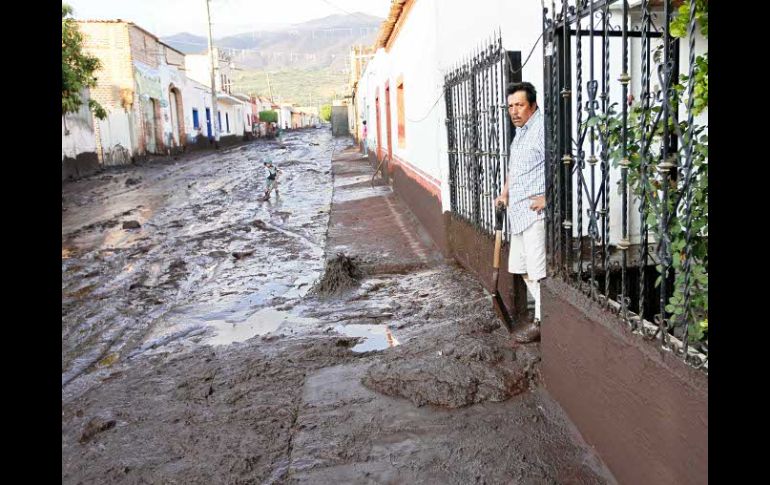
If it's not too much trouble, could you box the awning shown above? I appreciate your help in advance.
[216,93,244,105]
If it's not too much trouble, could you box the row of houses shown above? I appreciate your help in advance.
[62,19,320,180]
[350,1,707,484]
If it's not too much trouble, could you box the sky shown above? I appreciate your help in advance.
[66,0,392,38]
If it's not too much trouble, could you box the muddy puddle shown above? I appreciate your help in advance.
[61,129,339,397]
[204,307,320,346]
[333,323,400,352]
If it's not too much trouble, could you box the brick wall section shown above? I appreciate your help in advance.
[77,22,137,158]
[165,47,186,70]
[128,25,159,68]
[77,22,134,110]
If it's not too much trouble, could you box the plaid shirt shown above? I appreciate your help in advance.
[507,108,545,235]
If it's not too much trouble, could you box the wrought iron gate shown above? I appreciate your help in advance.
[445,35,521,237]
[543,0,707,367]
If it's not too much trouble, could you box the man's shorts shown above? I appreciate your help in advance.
[266,178,276,190]
[508,219,546,281]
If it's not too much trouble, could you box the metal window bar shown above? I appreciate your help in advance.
[445,34,522,239]
[542,0,707,369]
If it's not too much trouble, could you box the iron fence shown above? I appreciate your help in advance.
[543,0,708,368]
[445,35,522,238]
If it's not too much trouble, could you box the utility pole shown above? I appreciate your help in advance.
[205,0,220,148]
[266,72,274,103]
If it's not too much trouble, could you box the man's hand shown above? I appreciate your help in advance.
[529,195,545,214]
[494,193,508,208]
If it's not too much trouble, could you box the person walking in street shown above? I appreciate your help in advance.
[494,82,546,344]
[262,160,282,201]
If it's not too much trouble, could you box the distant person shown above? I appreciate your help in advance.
[361,120,368,156]
[262,160,282,201]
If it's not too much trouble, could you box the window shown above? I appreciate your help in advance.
[397,78,405,148]
[192,108,200,129]
[218,111,222,131]
[225,113,230,133]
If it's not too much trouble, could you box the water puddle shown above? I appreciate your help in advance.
[334,324,400,353]
[282,271,321,299]
[203,307,318,346]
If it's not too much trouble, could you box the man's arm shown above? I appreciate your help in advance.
[529,194,545,213]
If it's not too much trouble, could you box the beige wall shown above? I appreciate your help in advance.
[77,22,134,110]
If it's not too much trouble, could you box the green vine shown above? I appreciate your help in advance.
[62,4,107,120]
[583,1,708,345]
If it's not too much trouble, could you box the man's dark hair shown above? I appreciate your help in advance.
[506,82,537,106]
[362,120,367,125]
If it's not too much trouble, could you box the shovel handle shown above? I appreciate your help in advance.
[493,204,505,269]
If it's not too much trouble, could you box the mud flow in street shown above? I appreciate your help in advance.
[62,129,615,484]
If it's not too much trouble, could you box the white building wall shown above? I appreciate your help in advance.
[217,103,238,136]
[280,107,292,129]
[181,78,212,142]
[383,0,442,193]
[97,111,135,165]
[157,60,186,149]
[357,0,706,245]
[359,0,544,211]
[62,91,97,161]
[184,49,232,92]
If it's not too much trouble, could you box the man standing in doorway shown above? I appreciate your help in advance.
[495,82,546,344]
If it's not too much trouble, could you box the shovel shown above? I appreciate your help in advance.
[492,203,514,332]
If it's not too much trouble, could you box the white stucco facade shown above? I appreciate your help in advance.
[356,0,707,246]
[357,0,545,208]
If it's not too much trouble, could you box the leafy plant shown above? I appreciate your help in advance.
[320,104,332,122]
[62,4,106,119]
[258,110,278,123]
[582,1,708,345]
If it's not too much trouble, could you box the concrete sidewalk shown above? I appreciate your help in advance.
[326,145,444,272]
[284,141,617,484]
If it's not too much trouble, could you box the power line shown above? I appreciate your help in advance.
[510,31,544,75]
[405,33,544,123]
[406,89,444,123]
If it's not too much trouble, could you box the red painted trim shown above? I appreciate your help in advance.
[391,153,441,200]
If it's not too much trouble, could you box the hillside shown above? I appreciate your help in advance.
[162,13,380,70]
[162,13,380,105]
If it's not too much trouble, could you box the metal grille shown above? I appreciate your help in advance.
[445,35,521,237]
[543,0,707,368]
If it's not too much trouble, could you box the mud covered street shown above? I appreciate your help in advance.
[62,130,615,484]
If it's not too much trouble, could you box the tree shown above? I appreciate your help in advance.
[259,110,277,123]
[320,105,332,122]
[62,3,106,119]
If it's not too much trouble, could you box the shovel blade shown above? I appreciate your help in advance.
[492,292,514,332]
